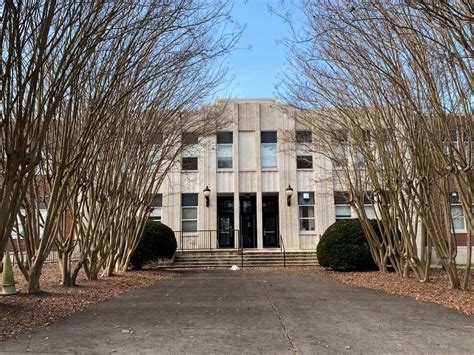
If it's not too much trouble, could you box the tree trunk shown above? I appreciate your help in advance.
[27,266,42,294]
[58,253,72,286]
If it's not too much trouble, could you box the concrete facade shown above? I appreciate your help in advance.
[155,98,472,258]
[157,99,349,250]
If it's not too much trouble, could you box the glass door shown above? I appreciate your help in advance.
[217,196,234,248]
[263,195,279,247]
[240,196,257,248]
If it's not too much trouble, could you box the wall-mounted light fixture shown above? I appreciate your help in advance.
[203,186,211,207]
[285,185,294,206]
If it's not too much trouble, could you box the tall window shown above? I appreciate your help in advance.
[298,192,315,232]
[296,130,313,169]
[451,204,465,231]
[182,133,198,170]
[334,191,351,220]
[363,192,376,219]
[364,205,376,219]
[149,194,162,222]
[261,131,277,169]
[181,193,198,232]
[217,132,233,169]
[354,130,369,169]
[332,130,348,169]
[450,192,473,231]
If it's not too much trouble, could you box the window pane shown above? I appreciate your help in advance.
[355,151,365,167]
[297,156,313,169]
[299,206,315,218]
[182,144,198,157]
[182,193,198,206]
[261,143,277,168]
[334,191,350,204]
[217,144,232,169]
[218,158,232,169]
[261,131,277,143]
[296,130,312,143]
[299,219,315,231]
[296,143,310,155]
[451,205,465,230]
[182,220,197,232]
[364,205,376,219]
[217,144,232,158]
[182,133,198,145]
[151,194,162,207]
[217,132,233,144]
[335,205,351,219]
[182,207,197,220]
[182,157,198,170]
[297,192,315,206]
[150,207,162,218]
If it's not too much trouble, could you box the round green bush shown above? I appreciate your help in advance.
[130,221,177,270]
[317,218,377,271]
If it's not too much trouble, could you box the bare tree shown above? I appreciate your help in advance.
[7,0,240,292]
[280,1,472,288]
[0,0,134,262]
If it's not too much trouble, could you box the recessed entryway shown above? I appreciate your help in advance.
[240,194,257,248]
[217,196,234,248]
[262,194,279,248]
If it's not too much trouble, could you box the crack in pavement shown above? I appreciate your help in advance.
[256,277,298,354]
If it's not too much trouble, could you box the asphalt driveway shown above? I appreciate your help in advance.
[1,269,473,354]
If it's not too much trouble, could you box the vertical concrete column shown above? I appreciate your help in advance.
[256,103,263,249]
[202,134,218,248]
[278,108,299,250]
[233,103,240,249]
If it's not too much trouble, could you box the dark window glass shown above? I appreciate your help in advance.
[151,194,162,207]
[296,155,313,169]
[218,157,232,169]
[363,130,371,142]
[182,193,198,206]
[296,131,312,143]
[217,132,233,144]
[261,131,277,143]
[363,192,374,204]
[334,191,350,204]
[218,198,234,214]
[182,133,199,145]
[182,157,198,170]
[297,192,315,206]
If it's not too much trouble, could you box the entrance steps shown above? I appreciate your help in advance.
[168,250,318,269]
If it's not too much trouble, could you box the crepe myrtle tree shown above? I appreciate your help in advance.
[7,0,240,292]
[0,0,134,265]
[280,1,472,288]
[50,1,238,286]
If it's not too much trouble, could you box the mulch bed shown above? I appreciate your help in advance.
[319,267,474,316]
[246,266,474,316]
[0,263,173,341]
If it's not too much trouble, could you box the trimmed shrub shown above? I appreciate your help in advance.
[317,218,377,271]
[130,221,177,270]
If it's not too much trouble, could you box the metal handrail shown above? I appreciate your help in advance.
[175,229,239,252]
[279,234,286,267]
[239,229,244,268]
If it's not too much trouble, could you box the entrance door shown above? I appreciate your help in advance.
[263,195,279,248]
[217,197,234,248]
[240,195,256,248]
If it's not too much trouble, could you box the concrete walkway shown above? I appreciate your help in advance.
[1,269,473,354]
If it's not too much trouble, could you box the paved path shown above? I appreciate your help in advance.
[1,269,473,354]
